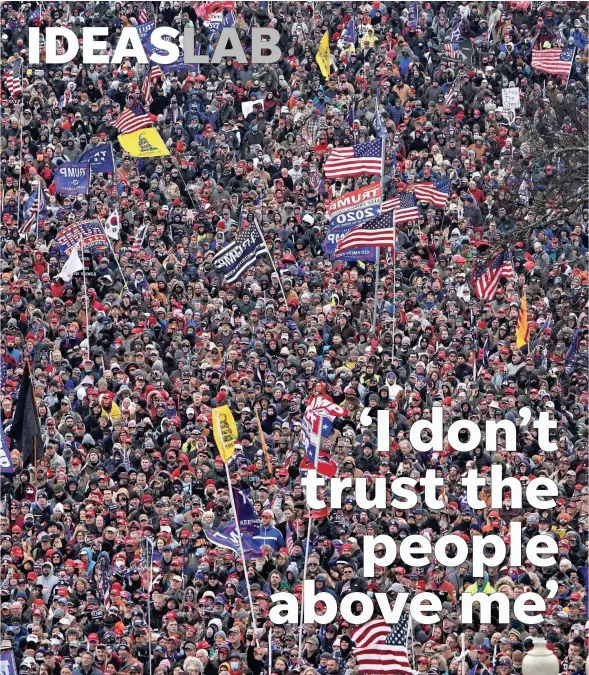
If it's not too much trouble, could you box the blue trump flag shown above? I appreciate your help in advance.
[232,487,261,536]
[407,2,418,28]
[54,162,90,196]
[0,426,14,474]
[223,11,235,28]
[78,143,114,174]
[137,18,156,42]
[343,18,355,43]
[204,522,264,559]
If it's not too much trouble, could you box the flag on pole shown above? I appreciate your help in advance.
[112,108,153,135]
[141,65,164,105]
[324,139,384,178]
[334,211,396,255]
[410,180,451,208]
[78,143,115,174]
[104,209,121,240]
[531,46,575,75]
[57,244,84,282]
[212,220,267,283]
[407,2,418,28]
[516,294,529,348]
[130,223,147,254]
[285,521,295,555]
[3,59,23,97]
[138,6,149,23]
[316,31,331,79]
[7,361,43,466]
[20,183,47,238]
[211,406,238,463]
[56,220,109,256]
[352,614,411,675]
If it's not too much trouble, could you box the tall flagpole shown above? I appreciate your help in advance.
[35,182,41,237]
[223,463,259,646]
[391,210,396,359]
[80,236,91,349]
[253,217,290,310]
[16,63,25,229]
[372,133,386,334]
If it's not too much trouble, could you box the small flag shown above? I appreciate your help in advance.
[211,406,238,463]
[324,139,383,178]
[343,18,355,43]
[130,223,147,254]
[411,180,451,208]
[473,250,513,301]
[57,244,84,282]
[316,31,331,79]
[141,65,163,105]
[3,60,23,97]
[112,108,152,135]
[286,521,295,555]
[104,209,121,240]
[516,294,529,348]
[335,211,396,255]
[407,2,418,28]
[138,7,149,23]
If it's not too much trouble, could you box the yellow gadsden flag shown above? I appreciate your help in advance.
[516,294,529,348]
[212,405,238,463]
[316,31,331,79]
[118,128,170,158]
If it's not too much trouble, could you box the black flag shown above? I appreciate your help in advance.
[9,361,43,465]
[212,221,267,283]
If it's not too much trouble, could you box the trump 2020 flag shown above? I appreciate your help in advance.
[204,522,264,559]
[212,220,267,283]
[78,143,115,174]
[232,487,261,536]
[54,162,91,196]
[56,220,109,256]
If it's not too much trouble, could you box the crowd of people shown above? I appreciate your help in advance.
[0,3,588,675]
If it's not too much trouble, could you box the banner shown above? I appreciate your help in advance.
[56,220,109,256]
[78,143,115,174]
[118,129,170,157]
[232,487,261,535]
[212,405,238,463]
[54,162,91,196]
[328,182,382,228]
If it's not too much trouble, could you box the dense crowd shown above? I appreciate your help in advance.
[0,3,588,675]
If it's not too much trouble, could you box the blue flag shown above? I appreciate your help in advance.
[24,183,47,221]
[137,18,156,43]
[204,522,264,559]
[0,425,14,474]
[343,18,355,43]
[407,2,418,28]
[232,487,261,536]
[223,11,235,28]
[54,162,91,196]
[56,220,109,256]
[78,143,115,174]
[0,651,17,675]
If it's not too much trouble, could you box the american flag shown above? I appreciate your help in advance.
[286,521,295,555]
[138,7,149,23]
[112,108,152,135]
[410,180,451,208]
[4,60,23,97]
[473,250,515,301]
[334,211,395,255]
[141,65,163,105]
[19,183,46,238]
[353,615,411,675]
[443,41,460,59]
[531,46,575,75]
[324,139,383,178]
[130,223,148,254]
[381,193,419,222]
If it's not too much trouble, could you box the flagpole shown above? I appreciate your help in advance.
[16,70,25,230]
[372,133,386,334]
[224,462,260,646]
[391,210,396,360]
[254,410,273,475]
[101,214,129,292]
[253,218,290,311]
[298,425,322,659]
[80,236,92,349]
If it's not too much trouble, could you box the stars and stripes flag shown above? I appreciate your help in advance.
[138,7,149,23]
[353,614,411,675]
[112,108,152,135]
[19,183,47,238]
[142,65,164,105]
[130,223,148,254]
[324,139,383,178]
[212,220,267,283]
[531,46,575,75]
[382,193,419,223]
[286,521,295,555]
[444,41,460,59]
[473,250,515,301]
[335,211,396,255]
[4,59,23,97]
[410,180,451,208]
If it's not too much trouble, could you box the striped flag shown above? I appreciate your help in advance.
[443,41,460,59]
[334,211,395,255]
[4,60,23,97]
[286,521,295,555]
[531,46,575,75]
[212,220,267,284]
[473,250,512,301]
[138,7,149,23]
[130,223,148,254]
[141,65,163,105]
[19,183,46,238]
[324,139,383,178]
[112,108,152,135]
[410,180,451,208]
[353,615,411,675]
[381,193,419,222]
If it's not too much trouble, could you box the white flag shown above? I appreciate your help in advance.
[104,209,121,240]
[57,244,84,282]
